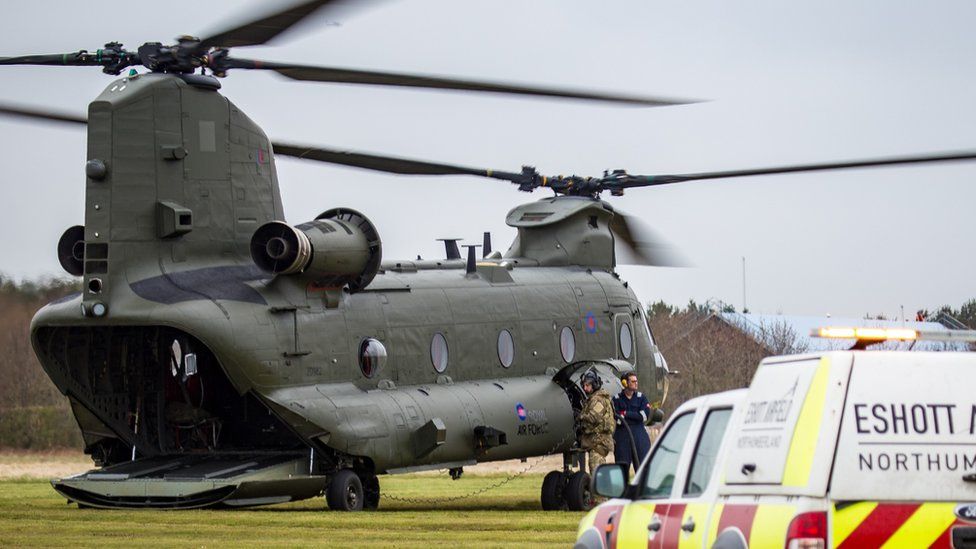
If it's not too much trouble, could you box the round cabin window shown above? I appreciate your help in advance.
[619,322,633,359]
[430,332,449,373]
[359,338,387,378]
[559,326,576,363]
[497,329,515,368]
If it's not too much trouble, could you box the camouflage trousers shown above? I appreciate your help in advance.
[586,441,613,476]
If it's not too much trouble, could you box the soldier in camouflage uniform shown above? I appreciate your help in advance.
[579,370,615,475]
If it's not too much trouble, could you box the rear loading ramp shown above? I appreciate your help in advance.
[53,453,327,509]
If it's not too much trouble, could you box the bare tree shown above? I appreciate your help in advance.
[649,306,766,417]
[0,276,81,448]
[723,315,810,356]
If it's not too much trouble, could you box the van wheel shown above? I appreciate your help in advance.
[327,469,364,511]
[540,470,568,510]
[565,471,593,511]
[712,529,748,549]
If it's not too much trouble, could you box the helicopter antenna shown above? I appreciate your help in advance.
[436,239,462,260]
[462,245,482,276]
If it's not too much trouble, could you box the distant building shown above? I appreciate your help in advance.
[648,309,970,417]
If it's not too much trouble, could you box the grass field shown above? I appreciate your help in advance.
[0,473,584,547]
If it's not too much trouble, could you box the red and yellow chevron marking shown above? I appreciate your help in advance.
[597,503,623,548]
[714,503,758,541]
[674,502,710,548]
[699,503,795,548]
[585,499,972,548]
[833,502,968,548]
[658,503,686,547]
[613,501,657,548]
[578,502,626,548]
[750,504,798,545]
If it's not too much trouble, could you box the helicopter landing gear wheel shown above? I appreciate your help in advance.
[362,474,380,510]
[565,471,594,511]
[540,470,568,511]
[327,469,364,512]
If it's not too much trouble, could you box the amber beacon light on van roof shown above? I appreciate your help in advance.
[813,326,976,344]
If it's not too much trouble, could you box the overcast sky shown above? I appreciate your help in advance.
[0,0,973,319]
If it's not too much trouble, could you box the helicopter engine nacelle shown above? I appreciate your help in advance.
[250,208,382,291]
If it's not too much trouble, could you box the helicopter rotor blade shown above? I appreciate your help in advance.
[275,140,690,267]
[271,141,529,181]
[273,142,488,176]
[0,52,102,68]
[0,108,526,185]
[0,103,88,125]
[612,150,976,189]
[0,108,529,187]
[226,58,699,106]
[4,101,972,201]
[0,0,694,106]
[197,0,347,50]
[609,211,688,267]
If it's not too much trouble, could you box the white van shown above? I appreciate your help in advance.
[577,349,976,548]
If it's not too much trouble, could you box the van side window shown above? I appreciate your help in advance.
[683,408,732,497]
[639,412,694,499]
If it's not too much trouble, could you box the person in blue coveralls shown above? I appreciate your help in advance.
[612,371,652,471]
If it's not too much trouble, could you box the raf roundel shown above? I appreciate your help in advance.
[585,311,598,334]
[515,403,527,421]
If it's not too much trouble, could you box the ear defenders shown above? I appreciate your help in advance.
[581,369,603,391]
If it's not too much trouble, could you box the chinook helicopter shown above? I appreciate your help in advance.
[3,0,976,513]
